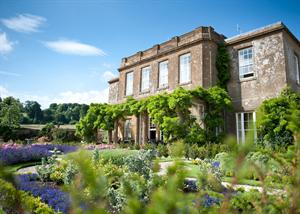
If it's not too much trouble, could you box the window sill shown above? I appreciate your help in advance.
[179,81,192,86]
[124,94,133,98]
[157,86,169,91]
[238,76,257,83]
[139,90,150,95]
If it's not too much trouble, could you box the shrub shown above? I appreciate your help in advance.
[52,128,79,142]
[168,140,185,158]
[39,123,55,139]
[156,143,169,157]
[97,149,139,166]
[124,150,154,179]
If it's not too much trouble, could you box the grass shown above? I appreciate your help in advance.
[5,161,41,173]
[155,158,285,189]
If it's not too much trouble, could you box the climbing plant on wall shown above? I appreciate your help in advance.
[76,86,232,145]
[216,43,231,90]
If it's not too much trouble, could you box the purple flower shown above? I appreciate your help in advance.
[0,143,78,165]
[212,161,220,168]
[15,173,70,213]
[203,194,221,207]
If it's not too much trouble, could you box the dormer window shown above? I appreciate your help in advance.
[238,47,254,79]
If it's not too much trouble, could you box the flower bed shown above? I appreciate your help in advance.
[0,143,78,165]
[15,173,70,213]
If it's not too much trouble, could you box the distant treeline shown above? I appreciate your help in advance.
[21,101,89,125]
[0,97,89,125]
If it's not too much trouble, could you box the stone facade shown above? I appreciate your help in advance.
[108,22,300,144]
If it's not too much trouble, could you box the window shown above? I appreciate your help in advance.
[236,112,256,144]
[141,66,150,92]
[294,53,300,84]
[159,61,168,88]
[125,72,133,96]
[179,53,191,84]
[124,119,132,140]
[238,47,254,79]
[149,118,157,142]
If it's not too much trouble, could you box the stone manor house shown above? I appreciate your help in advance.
[108,22,300,144]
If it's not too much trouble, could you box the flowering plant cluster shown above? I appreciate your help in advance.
[0,143,77,165]
[15,173,70,213]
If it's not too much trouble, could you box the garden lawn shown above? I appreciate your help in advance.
[157,159,285,189]
[5,161,41,173]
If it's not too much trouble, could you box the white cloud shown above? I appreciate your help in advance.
[1,14,46,33]
[0,32,14,55]
[55,88,109,105]
[0,70,21,77]
[0,85,9,97]
[0,85,109,109]
[43,39,105,56]
[102,71,116,81]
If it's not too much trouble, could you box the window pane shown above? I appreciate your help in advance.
[124,120,131,140]
[126,72,133,96]
[180,53,191,84]
[141,67,150,92]
[295,54,300,83]
[159,61,168,88]
[239,47,254,79]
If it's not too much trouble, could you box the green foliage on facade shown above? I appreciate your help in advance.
[216,43,231,90]
[257,88,300,147]
[76,86,232,144]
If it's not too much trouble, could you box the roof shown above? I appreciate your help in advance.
[225,21,300,46]
[108,77,119,84]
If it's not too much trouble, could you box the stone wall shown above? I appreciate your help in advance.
[227,31,287,112]
[108,79,119,104]
[283,31,300,93]
[116,27,223,103]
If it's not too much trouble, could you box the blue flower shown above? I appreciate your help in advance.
[212,161,220,168]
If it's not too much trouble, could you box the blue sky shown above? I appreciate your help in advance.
[0,0,299,108]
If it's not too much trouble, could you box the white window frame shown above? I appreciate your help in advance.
[294,53,300,84]
[236,112,256,144]
[124,119,132,140]
[141,66,150,92]
[179,53,191,84]
[238,47,254,79]
[125,71,133,96]
[158,60,168,88]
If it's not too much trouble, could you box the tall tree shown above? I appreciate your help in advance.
[0,97,22,140]
[24,101,43,123]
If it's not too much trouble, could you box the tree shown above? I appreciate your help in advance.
[0,97,22,140]
[257,88,300,147]
[24,101,43,123]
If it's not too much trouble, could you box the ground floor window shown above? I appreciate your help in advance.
[149,118,156,142]
[236,112,256,144]
[124,119,132,140]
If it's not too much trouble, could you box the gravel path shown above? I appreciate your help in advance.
[17,166,37,174]
[158,161,284,195]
